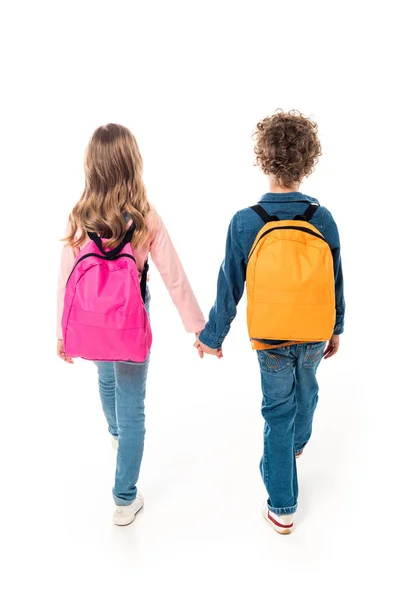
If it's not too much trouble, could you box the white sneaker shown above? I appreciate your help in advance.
[262,502,294,534]
[113,492,144,526]
[111,436,118,451]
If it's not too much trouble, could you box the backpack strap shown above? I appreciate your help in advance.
[88,225,135,258]
[250,205,279,224]
[303,203,319,221]
[88,226,148,302]
[140,261,149,303]
[294,204,319,222]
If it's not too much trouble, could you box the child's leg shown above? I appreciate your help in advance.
[257,346,298,515]
[112,357,150,506]
[294,343,326,455]
[95,361,118,439]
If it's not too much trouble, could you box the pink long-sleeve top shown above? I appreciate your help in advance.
[57,209,206,339]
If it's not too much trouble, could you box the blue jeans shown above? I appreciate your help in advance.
[94,294,150,506]
[257,342,326,515]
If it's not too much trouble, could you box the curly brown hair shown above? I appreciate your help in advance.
[253,110,322,188]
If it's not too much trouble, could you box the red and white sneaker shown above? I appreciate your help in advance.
[262,503,294,535]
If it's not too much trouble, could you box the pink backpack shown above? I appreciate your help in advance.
[62,227,152,362]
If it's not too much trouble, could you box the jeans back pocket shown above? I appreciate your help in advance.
[257,346,292,373]
[302,342,326,369]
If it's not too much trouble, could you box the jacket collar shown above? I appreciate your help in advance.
[259,192,319,205]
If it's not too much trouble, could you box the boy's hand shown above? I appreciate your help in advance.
[323,334,340,359]
[57,339,74,364]
[193,337,223,359]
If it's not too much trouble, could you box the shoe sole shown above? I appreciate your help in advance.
[262,510,293,535]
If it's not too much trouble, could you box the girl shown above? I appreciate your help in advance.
[57,124,205,526]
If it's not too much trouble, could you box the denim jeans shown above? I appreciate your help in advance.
[94,294,150,506]
[257,342,326,515]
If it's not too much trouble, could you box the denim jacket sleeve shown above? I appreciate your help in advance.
[321,209,345,335]
[199,213,246,349]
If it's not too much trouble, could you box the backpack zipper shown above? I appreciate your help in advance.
[248,225,327,260]
[67,252,136,284]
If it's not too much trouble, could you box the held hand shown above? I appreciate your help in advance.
[194,332,204,358]
[323,334,340,360]
[194,337,223,359]
[57,339,74,364]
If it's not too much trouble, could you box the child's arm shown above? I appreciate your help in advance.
[198,214,246,350]
[332,245,345,335]
[57,237,79,340]
[323,210,345,336]
[150,214,206,333]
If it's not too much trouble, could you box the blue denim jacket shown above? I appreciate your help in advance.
[199,192,345,349]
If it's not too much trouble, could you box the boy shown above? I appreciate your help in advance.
[195,110,345,534]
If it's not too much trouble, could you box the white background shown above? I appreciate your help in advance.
[1,1,399,598]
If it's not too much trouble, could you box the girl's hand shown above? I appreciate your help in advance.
[194,337,223,359]
[57,339,74,364]
[323,334,340,359]
[194,332,204,358]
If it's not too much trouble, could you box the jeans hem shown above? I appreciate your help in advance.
[113,493,137,507]
[267,501,297,515]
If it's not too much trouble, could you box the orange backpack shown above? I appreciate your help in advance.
[246,204,335,343]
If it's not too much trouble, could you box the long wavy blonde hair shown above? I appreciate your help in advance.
[65,124,151,249]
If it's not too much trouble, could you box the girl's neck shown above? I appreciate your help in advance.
[269,180,301,194]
